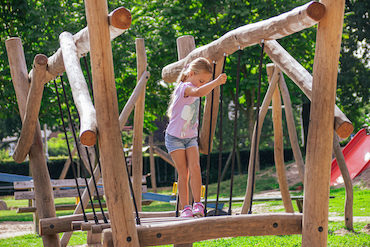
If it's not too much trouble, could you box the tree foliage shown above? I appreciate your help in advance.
[0,0,368,145]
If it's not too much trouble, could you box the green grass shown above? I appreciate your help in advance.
[0,166,369,246]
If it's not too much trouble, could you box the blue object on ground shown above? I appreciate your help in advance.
[0,172,32,183]
[142,192,176,202]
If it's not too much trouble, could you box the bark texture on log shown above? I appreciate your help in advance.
[264,40,353,139]
[132,38,148,211]
[162,1,325,83]
[270,65,294,213]
[59,31,97,146]
[278,74,305,182]
[302,0,345,246]
[12,54,47,163]
[241,66,281,214]
[6,37,60,247]
[30,7,132,84]
[84,1,138,246]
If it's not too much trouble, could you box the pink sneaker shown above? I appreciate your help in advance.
[192,202,205,217]
[180,205,193,218]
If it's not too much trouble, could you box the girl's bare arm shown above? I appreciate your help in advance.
[185,74,227,97]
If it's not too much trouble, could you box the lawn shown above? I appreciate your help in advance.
[0,168,369,246]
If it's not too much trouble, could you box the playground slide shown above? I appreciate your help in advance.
[331,128,370,186]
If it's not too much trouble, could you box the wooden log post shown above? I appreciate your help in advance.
[174,35,196,247]
[148,135,157,193]
[84,1,139,246]
[263,40,353,139]
[153,146,175,167]
[59,146,77,179]
[118,70,150,129]
[176,35,197,210]
[270,64,294,213]
[12,54,47,163]
[161,1,325,83]
[241,66,280,214]
[87,231,102,246]
[199,59,223,154]
[278,73,305,182]
[59,31,97,146]
[29,7,131,84]
[302,0,345,246]
[6,37,60,246]
[132,38,148,211]
[333,133,353,230]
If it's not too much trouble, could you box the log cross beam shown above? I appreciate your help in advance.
[263,40,353,139]
[161,1,325,83]
[59,31,97,146]
[29,7,132,84]
[162,1,326,154]
[12,54,48,163]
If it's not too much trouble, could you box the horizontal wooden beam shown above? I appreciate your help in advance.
[15,187,105,200]
[12,54,48,163]
[263,40,353,139]
[59,31,97,146]
[29,7,131,84]
[119,71,150,130]
[40,211,177,235]
[14,178,102,189]
[17,202,107,213]
[135,213,301,246]
[162,1,325,82]
[152,146,175,167]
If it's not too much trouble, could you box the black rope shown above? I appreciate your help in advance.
[229,49,242,215]
[59,75,99,224]
[85,146,108,223]
[92,145,108,223]
[83,56,94,102]
[94,146,102,174]
[197,98,202,145]
[122,150,141,225]
[215,55,227,215]
[204,61,217,217]
[248,40,265,214]
[53,79,88,222]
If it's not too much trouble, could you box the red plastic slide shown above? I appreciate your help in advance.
[330,128,370,186]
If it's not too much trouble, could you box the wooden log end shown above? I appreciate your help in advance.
[335,122,354,139]
[307,2,326,22]
[34,54,48,66]
[103,228,113,247]
[109,7,132,30]
[80,130,97,146]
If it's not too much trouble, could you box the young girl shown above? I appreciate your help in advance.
[165,57,227,217]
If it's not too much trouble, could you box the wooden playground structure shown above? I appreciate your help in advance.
[5,0,356,246]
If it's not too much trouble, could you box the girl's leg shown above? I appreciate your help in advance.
[185,146,201,203]
[169,149,189,209]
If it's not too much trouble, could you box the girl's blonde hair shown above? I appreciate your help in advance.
[167,58,213,118]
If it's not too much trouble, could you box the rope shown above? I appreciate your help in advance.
[53,79,88,222]
[59,75,99,224]
[248,40,265,214]
[229,49,242,215]
[215,54,227,215]
[204,61,217,217]
[122,151,141,225]
[84,146,108,223]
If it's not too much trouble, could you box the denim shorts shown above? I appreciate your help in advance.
[165,133,198,153]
